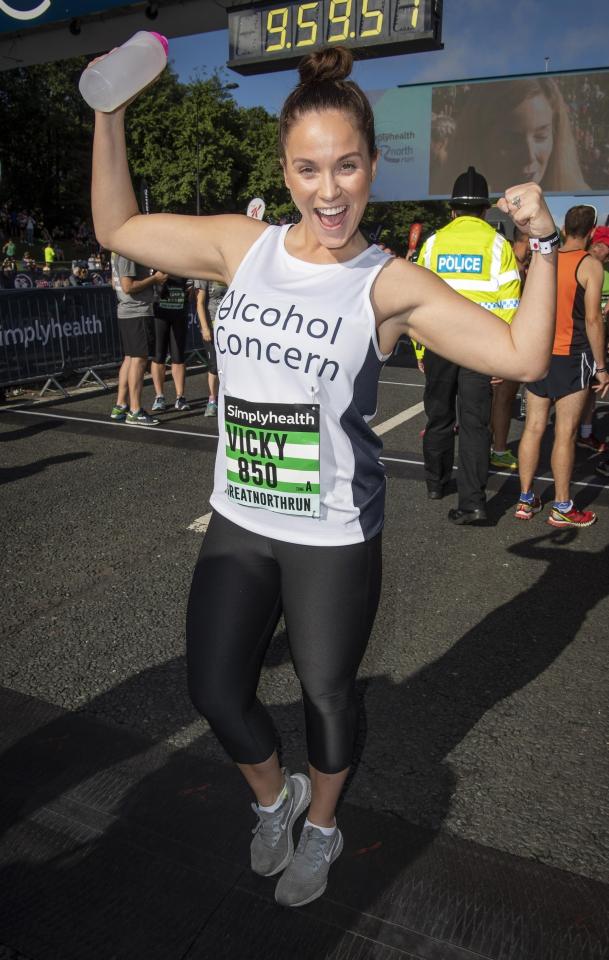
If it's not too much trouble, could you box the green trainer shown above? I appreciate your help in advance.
[491,448,518,470]
[110,403,128,422]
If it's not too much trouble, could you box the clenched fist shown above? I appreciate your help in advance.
[496,183,555,239]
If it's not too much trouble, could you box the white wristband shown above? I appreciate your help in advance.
[529,231,560,255]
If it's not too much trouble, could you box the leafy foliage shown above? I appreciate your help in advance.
[362,200,451,255]
[0,57,449,244]
[0,57,93,226]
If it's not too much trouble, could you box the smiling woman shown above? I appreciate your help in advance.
[277,45,377,258]
[89,41,558,912]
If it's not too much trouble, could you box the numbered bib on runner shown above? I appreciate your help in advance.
[224,396,320,518]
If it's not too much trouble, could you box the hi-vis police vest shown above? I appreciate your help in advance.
[209,225,392,547]
[415,217,521,362]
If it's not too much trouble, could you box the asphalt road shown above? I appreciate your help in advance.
[2,363,609,885]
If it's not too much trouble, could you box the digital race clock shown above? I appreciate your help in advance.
[227,0,443,74]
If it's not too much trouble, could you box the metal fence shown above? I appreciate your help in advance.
[0,287,205,394]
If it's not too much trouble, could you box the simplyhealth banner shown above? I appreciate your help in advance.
[369,68,609,202]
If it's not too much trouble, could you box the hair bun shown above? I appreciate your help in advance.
[298,46,353,85]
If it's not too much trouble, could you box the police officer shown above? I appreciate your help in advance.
[417,167,521,523]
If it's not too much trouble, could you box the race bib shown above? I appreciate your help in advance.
[224,396,320,518]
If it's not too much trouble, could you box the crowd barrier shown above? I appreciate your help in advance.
[0,286,205,394]
[0,265,111,290]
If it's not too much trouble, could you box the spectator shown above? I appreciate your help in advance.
[110,252,168,426]
[1,263,15,289]
[150,275,193,412]
[516,205,609,526]
[69,264,88,286]
[2,238,16,258]
[17,210,27,242]
[21,251,36,271]
[195,278,224,417]
[25,213,35,245]
[576,225,609,453]
[43,241,56,266]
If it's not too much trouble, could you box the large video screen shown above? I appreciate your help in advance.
[370,68,609,201]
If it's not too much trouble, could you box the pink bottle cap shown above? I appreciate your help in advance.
[150,32,169,57]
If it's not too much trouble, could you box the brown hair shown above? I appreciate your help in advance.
[564,204,597,238]
[278,47,376,160]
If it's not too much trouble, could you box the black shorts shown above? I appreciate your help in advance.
[527,351,594,400]
[203,334,217,375]
[118,315,154,360]
[153,314,187,364]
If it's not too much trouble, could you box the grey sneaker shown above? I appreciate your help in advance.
[151,395,167,413]
[204,399,218,417]
[274,824,343,907]
[250,771,311,877]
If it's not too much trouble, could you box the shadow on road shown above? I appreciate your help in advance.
[0,450,92,486]
[1,529,608,957]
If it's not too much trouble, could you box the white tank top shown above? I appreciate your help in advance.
[210,224,391,546]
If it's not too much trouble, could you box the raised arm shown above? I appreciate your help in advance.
[91,107,265,281]
[374,184,556,383]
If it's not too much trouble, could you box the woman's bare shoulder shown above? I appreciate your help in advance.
[372,254,437,322]
[218,215,272,278]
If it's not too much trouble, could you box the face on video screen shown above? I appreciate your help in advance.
[428,71,609,196]
[494,93,554,186]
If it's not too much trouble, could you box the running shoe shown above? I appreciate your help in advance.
[596,460,609,478]
[491,449,519,470]
[576,434,608,454]
[110,403,128,422]
[204,399,218,417]
[174,395,190,411]
[151,395,167,413]
[126,408,160,426]
[250,771,311,878]
[275,823,344,907]
[547,505,597,528]
[514,496,542,520]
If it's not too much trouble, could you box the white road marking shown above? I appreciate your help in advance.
[2,408,218,439]
[4,408,608,493]
[379,380,424,388]
[373,402,425,436]
[188,511,212,533]
[380,455,609,491]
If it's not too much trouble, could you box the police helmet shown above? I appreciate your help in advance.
[449,166,491,209]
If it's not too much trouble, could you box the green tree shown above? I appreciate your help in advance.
[235,105,291,218]
[126,69,247,214]
[0,57,92,225]
[362,200,450,254]
[0,57,450,244]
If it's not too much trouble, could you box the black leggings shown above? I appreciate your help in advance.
[186,512,382,774]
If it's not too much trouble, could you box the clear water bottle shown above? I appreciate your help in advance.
[79,31,168,112]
